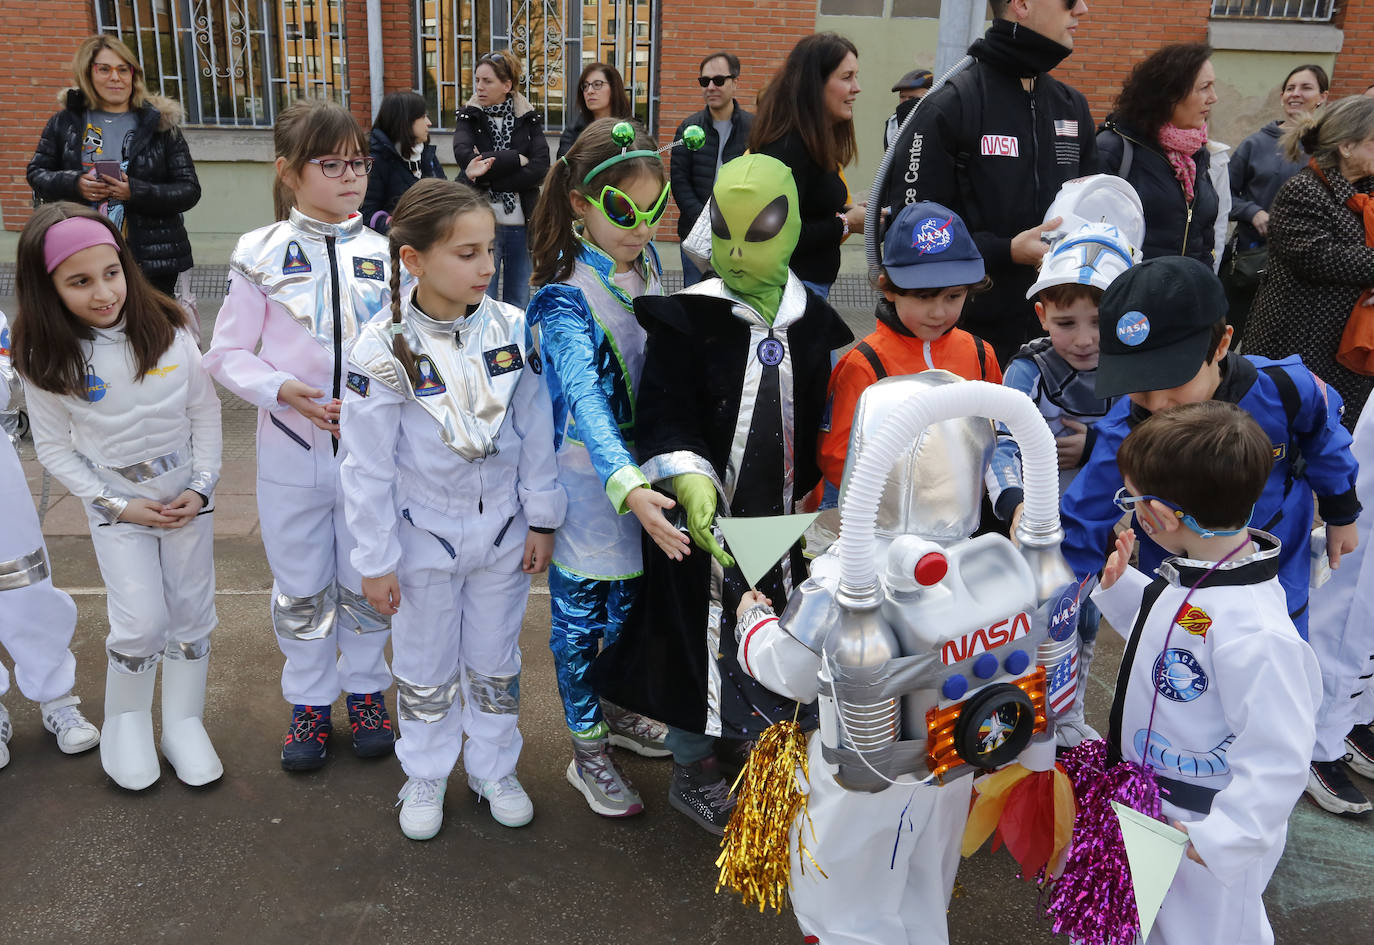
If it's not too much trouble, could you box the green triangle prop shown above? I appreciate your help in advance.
[1112,801,1189,942]
[718,513,820,589]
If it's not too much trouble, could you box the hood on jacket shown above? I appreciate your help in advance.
[463,91,536,119]
[60,87,184,132]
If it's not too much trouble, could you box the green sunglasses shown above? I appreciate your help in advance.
[584,182,670,230]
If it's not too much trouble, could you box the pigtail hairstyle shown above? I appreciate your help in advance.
[528,117,666,285]
[387,179,494,385]
[13,202,188,398]
[273,98,370,221]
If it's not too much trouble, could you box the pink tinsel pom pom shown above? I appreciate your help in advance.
[1044,739,1164,945]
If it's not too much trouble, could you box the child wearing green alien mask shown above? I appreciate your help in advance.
[591,154,853,834]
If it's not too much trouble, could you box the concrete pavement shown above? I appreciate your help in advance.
[2,292,1372,944]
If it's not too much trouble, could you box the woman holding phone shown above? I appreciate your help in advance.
[27,35,200,296]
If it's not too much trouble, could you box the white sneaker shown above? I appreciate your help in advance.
[0,702,11,770]
[396,777,447,840]
[469,773,534,827]
[40,694,100,755]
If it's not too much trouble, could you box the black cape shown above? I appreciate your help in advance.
[591,282,853,738]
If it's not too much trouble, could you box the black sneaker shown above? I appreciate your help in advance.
[281,705,332,772]
[668,755,737,835]
[1345,724,1374,779]
[346,692,396,758]
[1306,759,1372,816]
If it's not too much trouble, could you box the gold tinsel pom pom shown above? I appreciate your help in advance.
[714,719,825,913]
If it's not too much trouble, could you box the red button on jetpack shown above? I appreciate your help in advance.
[914,552,948,586]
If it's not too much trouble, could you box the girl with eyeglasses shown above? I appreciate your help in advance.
[453,50,551,308]
[27,35,201,299]
[557,62,634,160]
[205,99,398,775]
[526,118,685,820]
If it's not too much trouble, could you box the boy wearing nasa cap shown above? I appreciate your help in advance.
[818,201,1000,490]
[987,221,1135,748]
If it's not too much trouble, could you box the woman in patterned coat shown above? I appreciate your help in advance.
[1246,96,1374,429]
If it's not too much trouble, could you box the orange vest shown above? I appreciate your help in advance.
[818,321,1001,488]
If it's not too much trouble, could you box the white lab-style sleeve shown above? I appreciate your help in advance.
[736,608,822,704]
[179,329,223,500]
[203,271,297,412]
[510,354,566,531]
[339,376,405,579]
[1186,625,1321,885]
[1091,565,1153,640]
[25,382,124,517]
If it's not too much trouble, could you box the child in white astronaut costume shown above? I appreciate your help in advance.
[16,207,221,790]
[205,100,396,770]
[339,180,565,840]
[1094,401,1321,945]
[0,307,100,770]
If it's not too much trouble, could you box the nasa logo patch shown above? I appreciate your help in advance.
[1153,648,1208,702]
[484,344,524,377]
[1047,587,1080,642]
[1116,311,1150,347]
[912,216,954,255]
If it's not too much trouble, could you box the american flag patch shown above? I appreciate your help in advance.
[1048,651,1079,714]
[1054,119,1079,137]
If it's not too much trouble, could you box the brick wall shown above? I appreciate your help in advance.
[342,0,418,124]
[655,0,816,241]
[0,4,96,231]
[1332,2,1374,97]
[1054,2,1211,123]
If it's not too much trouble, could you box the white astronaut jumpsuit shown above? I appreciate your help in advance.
[206,210,393,706]
[340,295,564,782]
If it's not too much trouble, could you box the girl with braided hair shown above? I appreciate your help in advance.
[340,178,564,840]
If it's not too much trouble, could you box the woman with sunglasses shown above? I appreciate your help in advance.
[526,119,683,820]
[454,50,551,308]
[557,62,634,160]
[27,34,200,298]
[748,33,864,300]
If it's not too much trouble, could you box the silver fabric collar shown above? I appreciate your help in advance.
[1156,529,1282,586]
[677,272,809,331]
[287,207,365,240]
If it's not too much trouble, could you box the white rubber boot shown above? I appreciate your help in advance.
[160,649,223,786]
[100,659,161,790]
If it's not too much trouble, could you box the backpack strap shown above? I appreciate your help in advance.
[974,338,989,381]
[856,340,888,381]
[1106,576,1169,767]
[1117,133,1135,179]
[1257,363,1304,529]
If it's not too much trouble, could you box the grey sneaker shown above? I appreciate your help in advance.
[468,772,534,827]
[668,755,737,836]
[601,700,670,758]
[566,730,644,817]
[396,776,447,840]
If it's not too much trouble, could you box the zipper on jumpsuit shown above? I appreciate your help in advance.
[1028,78,1040,195]
[325,236,342,456]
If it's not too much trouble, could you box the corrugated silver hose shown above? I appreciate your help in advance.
[863,55,976,281]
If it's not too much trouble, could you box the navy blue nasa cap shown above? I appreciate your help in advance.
[1095,255,1228,398]
[882,201,985,290]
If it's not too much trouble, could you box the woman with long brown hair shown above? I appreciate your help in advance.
[557,62,633,159]
[748,32,864,299]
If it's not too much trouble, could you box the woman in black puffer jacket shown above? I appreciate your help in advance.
[27,35,200,296]
[453,50,550,308]
[361,91,446,234]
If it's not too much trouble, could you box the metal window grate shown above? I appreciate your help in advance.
[417,0,657,134]
[94,0,350,128]
[1209,0,1335,21]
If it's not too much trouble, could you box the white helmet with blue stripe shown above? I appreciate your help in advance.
[1026,221,1138,299]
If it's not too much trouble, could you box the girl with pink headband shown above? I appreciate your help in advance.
[11,203,223,791]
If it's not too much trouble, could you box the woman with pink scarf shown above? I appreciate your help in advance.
[1098,43,1230,272]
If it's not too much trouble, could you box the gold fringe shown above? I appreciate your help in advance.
[713,719,824,913]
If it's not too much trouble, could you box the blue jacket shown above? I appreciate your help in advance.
[1062,352,1359,638]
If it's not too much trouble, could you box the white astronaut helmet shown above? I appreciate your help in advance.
[1025,221,1137,300]
[1039,173,1146,251]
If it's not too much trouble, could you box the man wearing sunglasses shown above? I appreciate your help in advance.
[670,51,753,286]
[877,0,1095,366]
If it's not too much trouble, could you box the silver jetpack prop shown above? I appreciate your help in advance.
[781,373,1081,792]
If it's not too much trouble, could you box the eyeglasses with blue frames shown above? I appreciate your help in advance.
[307,157,374,178]
[1112,487,1250,540]
[584,181,671,230]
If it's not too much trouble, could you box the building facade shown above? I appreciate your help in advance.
[1,0,1368,241]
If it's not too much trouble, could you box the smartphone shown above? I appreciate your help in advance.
[93,160,122,180]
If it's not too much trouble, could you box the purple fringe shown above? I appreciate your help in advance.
[1044,739,1163,945]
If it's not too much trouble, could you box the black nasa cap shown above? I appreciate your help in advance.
[1094,255,1229,399]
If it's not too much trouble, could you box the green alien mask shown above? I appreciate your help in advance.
[709,154,800,325]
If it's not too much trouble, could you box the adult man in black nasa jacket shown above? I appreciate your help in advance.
[878,0,1096,364]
